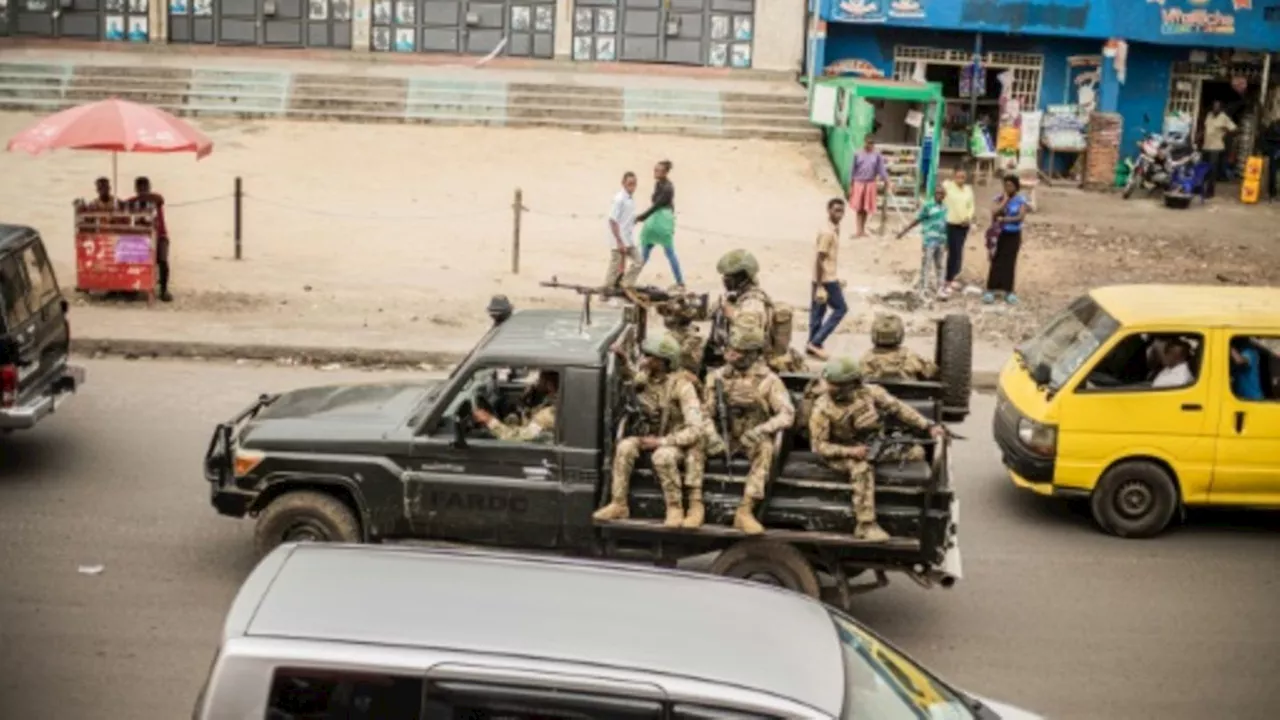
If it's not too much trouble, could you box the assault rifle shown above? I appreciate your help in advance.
[713,377,734,486]
[862,426,966,465]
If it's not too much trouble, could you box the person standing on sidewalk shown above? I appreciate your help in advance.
[848,138,889,237]
[983,175,1027,306]
[1202,101,1237,199]
[941,168,975,293]
[127,176,173,303]
[895,184,949,298]
[604,171,642,289]
[638,160,684,287]
[806,198,847,360]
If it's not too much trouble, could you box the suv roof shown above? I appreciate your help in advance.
[476,308,626,367]
[229,544,845,716]
[0,224,38,255]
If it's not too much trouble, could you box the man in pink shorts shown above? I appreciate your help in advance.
[848,137,889,237]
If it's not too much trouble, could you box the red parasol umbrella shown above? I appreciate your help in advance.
[5,98,214,190]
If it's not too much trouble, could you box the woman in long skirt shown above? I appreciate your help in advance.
[637,160,685,287]
[983,175,1028,305]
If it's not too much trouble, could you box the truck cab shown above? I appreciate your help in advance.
[206,308,962,604]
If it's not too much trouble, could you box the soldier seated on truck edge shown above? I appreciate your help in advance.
[594,333,707,528]
[808,357,944,541]
[472,371,558,443]
[703,324,795,535]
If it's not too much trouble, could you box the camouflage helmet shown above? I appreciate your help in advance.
[640,333,683,365]
[715,249,760,279]
[871,313,905,348]
[821,357,864,385]
[727,323,767,352]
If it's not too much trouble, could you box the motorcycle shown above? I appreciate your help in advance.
[1163,140,1205,209]
[1123,129,1171,199]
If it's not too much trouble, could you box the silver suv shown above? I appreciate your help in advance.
[194,544,1040,719]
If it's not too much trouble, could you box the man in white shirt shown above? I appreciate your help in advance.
[605,171,642,289]
[1152,339,1194,389]
[1202,101,1237,199]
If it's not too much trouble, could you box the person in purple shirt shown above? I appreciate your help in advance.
[848,137,890,237]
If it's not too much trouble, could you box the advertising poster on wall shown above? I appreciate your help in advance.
[833,0,885,23]
[1158,1,1237,35]
[888,0,925,19]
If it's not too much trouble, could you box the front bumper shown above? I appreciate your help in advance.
[0,364,86,430]
[992,397,1055,484]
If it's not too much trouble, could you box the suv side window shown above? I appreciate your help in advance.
[439,366,560,444]
[266,668,424,719]
[20,244,59,312]
[0,253,33,329]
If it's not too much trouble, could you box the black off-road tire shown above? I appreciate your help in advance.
[254,490,362,558]
[936,313,973,419]
[709,539,821,599]
[1090,461,1179,539]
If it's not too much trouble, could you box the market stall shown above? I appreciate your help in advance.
[810,77,944,217]
[73,207,160,300]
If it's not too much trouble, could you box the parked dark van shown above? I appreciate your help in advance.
[0,224,85,432]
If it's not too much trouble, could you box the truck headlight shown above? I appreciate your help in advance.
[233,448,266,477]
[1017,418,1058,457]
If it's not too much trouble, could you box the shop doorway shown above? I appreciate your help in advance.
[366,0,554,57]
[9,0,149,41]
[893,47,1043,158]
[167,0,353,47]
[1166,57,1268,179]
[572,0,755,67]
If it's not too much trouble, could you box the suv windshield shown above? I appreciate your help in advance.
[1017,295,1120,391]
[834,614,973,720]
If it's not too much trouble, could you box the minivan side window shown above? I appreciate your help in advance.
[1229,336,1279,402]
[424,679,663,719]
[1079,332,1204,393]
[265,668,424,720]
[0,254,33,329]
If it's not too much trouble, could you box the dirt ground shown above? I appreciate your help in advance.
[874,182,1280,344]
[1,112,887,351]
[4,109,1279,352]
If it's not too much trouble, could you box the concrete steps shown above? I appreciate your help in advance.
[0,61,817,141]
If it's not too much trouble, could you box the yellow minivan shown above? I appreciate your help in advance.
[995,285,1280,538]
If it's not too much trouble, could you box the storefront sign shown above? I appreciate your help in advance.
[888,0,926,19]
[1160,7,1236,35]
[823,59,886,78]
[834,0,886,22]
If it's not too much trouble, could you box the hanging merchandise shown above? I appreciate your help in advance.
[1103,39,1128,85]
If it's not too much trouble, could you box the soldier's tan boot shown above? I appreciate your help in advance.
[733,499,765,535]
[593,501,629,521]
[854,522,891,542]
[682,493,705,529]
[662,486,685,528]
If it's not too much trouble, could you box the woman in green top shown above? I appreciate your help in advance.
[638,160,684,287]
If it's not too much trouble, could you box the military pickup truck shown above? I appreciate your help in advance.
[204,308,962,605]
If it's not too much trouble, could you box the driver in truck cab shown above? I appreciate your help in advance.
[472,371,558,442]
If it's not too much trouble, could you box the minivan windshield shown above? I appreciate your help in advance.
[834,614,973,720]
[1017,295,1121,391]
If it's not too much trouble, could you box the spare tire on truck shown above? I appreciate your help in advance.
[935,313,973,421]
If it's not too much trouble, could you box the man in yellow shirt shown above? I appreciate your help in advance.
[940,169,975,296]
[1202,101,1237,199]
[807,198,847,360]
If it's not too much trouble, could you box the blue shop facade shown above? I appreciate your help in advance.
[808,0,1280,170]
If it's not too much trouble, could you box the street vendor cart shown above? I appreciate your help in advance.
[73,205,160,302]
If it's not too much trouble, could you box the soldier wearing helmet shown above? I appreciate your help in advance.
[656,289,707,380]
[702,323,795,534]
[860,313,939,380]
[707,249,773,356]
[594,333,707,528]
[809,357,944,541]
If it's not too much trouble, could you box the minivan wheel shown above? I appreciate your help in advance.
[254,490,361,558]
[709,540,821,599]
[1090,461,1178,539]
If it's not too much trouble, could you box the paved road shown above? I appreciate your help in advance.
[1,359,1277,719]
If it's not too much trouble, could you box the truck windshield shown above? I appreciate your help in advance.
[1017,295,1120,391]
[834,614,973,720]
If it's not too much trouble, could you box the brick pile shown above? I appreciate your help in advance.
[1084,112,1123,189]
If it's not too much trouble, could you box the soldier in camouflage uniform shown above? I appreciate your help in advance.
[594,334,707,528]
[706,249,773,356]
[859,313,939,380]
[703,325,795,535]
[808,357,944,541]
[472,371,558,442]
